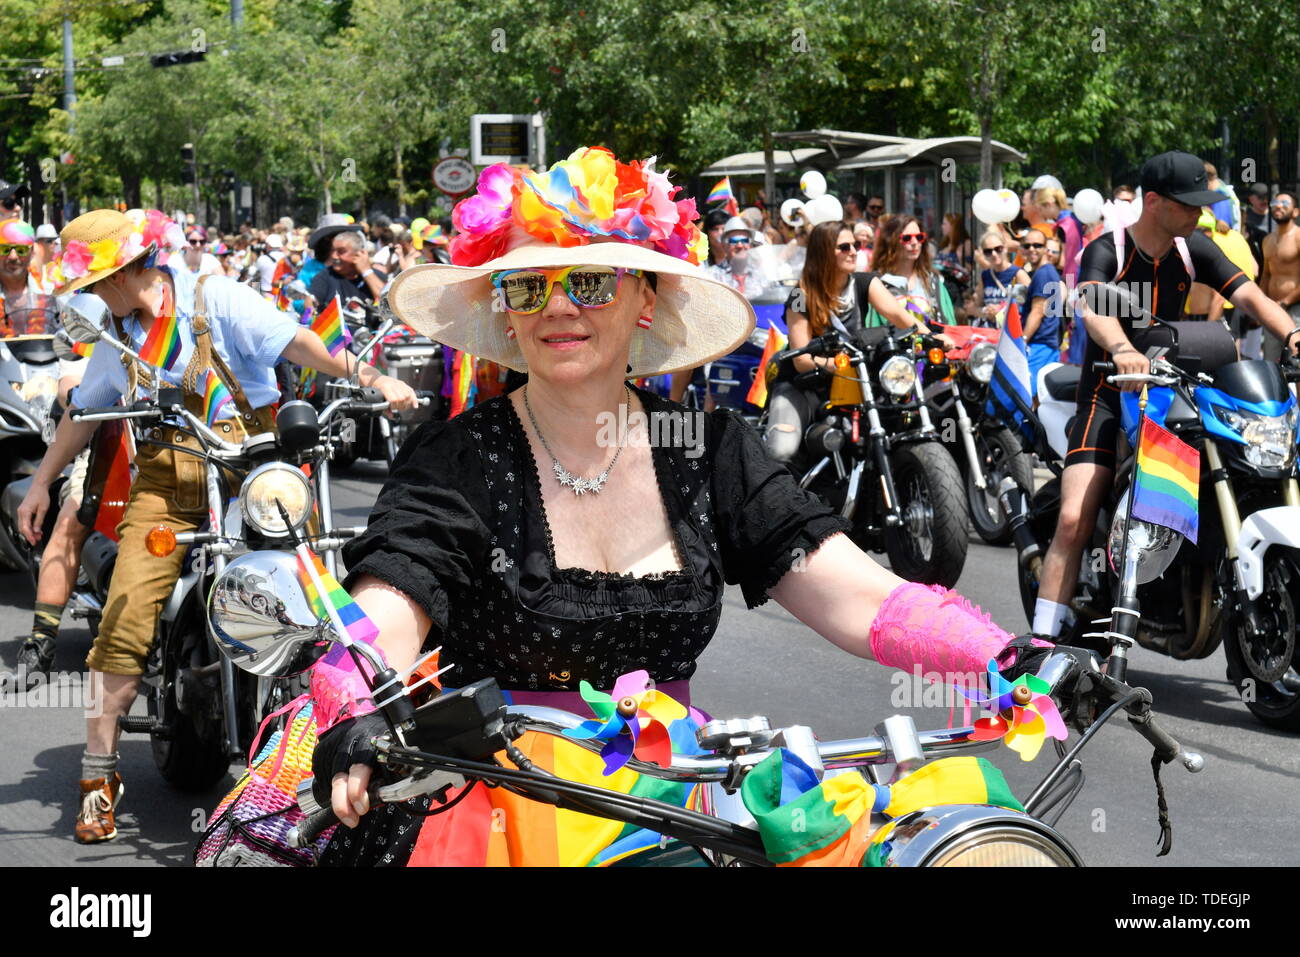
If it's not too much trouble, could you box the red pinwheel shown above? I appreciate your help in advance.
[563,670,687,775]
[961,659,1068,761]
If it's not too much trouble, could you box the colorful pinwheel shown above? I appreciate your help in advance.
[960,659,1068,761]
[562,670,688,775]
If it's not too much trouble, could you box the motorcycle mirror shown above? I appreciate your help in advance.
[1009,283,1030,306]
[208,551,333,678]
[61,293,111,344]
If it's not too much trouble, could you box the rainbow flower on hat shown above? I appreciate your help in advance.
[449,146,706,268]
[0,219,34,245]
[52,209,185,291]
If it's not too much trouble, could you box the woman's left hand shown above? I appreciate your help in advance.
[373,374,419,411]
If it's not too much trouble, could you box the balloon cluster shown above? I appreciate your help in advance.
[781,170,844,228]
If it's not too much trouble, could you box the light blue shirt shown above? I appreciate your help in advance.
[71,267,299,411]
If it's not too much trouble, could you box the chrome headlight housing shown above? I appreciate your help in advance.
[238,462,313,538]
[867,806,1081,867]
[1214,406,1297,469]
[878,355,917,398]
[968,342,997,384]
[1107,489,1181,583]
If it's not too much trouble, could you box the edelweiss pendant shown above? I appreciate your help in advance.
[553,459,609,496]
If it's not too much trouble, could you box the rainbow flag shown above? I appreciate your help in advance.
[71,341,95,358]
[745,325,787,407]
[449,350,477,418]
[741,750,1022,867]
[295,548,379,661]
[1132,417,1200,543]
[137,304,182,370]
[271,257,293,310]
[706,176,738,216]
[201,369,234,426]
[309,294,348,356]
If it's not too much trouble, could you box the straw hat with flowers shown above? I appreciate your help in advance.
[388,146,754,377]
[51,208,185,295]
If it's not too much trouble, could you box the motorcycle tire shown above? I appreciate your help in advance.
[1224,550,1300,731]
[149,594,231,791]
[966,427,1035,546]
[884,442,968,589]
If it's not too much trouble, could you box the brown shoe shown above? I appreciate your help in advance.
[75,773,124,844]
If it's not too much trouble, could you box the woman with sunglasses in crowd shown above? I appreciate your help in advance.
[973,229,1030,328]
[301,148,1047,866]
[865,214,957,328]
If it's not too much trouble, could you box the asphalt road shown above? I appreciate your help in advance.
[1,456,1296,867]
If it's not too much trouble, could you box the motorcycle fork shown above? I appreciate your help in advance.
[316,456,338,579]
[857,361,902,527]
[204,458,241,761]
[1205,443,1266,639]
[950,380,987,490]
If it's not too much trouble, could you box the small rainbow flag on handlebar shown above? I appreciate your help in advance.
[201,369,234,426]
[310,294,348,356]
[1132,417,1199,543]
[296,548,380,658]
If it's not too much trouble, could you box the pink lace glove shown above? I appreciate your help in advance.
[869,582,1052,679]
[309,655,383,734]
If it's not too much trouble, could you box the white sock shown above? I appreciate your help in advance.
[1032,598,1070,637]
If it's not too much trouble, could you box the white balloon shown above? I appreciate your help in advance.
[780,198,806,227]
[800,170,827,199]
[1072,188,1104,225]
[971,189,1002,225]
[1031,174,1063,191]
[803,194,844,226]
[996,189,1020,222]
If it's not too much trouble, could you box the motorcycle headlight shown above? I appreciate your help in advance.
[1215,406,1296,468]
[879,355,917,398]
[866,806,1081,867]
[238,462,313,538]
[927,827,1078,867]
[1108,489,1181,583]
[968,342,997,384]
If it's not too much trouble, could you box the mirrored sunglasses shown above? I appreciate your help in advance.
[491,265,643,314]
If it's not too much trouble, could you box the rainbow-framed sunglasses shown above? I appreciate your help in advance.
[490,265,643,314]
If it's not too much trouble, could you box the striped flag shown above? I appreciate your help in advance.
[201,369,234,426]
[984,299,1034,443]
[296,547,380,656]
[448,350,477,418]
[271,257,293,310]
[1132,417,1200,543]
[138,281,182,370]
[309,294,349,356]
[706,176,739,216]
[745,324,787,407]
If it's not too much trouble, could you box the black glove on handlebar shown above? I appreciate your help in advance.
[310,712,389,809]
[996,633,1056,683]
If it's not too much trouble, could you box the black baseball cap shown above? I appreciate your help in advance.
[1139,151,1224,206]
[0,178,28,207]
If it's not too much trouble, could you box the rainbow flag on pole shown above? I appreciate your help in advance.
[295,548,380,661]
[271,257,293,310]
[310,294,348,356]
[201,369,234,426]
[449,350,477,418]
[706,176,739,216]
[1132,417,1200,543]
[745,325,787,407]
[138,307,182,370]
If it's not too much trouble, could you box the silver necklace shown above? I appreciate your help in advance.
[523,384,630,496]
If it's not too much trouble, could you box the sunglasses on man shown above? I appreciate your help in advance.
[0,243,32,256]
[867,204,884,212]
[1020,242,1045,250]
[726,236,751,246]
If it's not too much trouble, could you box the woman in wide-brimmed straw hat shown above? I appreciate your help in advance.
[302,146,1048,867]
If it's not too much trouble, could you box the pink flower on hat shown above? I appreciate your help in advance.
[60,239,92,277]
[454,164,518,234]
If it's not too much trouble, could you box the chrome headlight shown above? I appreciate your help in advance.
[866,806,1081,867]
[1108,489,1181,583]
[878,355,917,398]
[968,342,997,384]
[1215,406,1297,469]
[238,462,313,538]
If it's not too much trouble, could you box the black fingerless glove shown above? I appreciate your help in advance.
[997,633,1056,683]
[310,712,389,810]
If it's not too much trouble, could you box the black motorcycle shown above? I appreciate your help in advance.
[1007,288,1300,730]
[764,328,968,587]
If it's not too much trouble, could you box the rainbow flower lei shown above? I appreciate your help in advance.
[52,209,185,287]
[450,146,707,267]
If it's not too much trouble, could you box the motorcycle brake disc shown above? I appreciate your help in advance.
[1238,563,1297,684]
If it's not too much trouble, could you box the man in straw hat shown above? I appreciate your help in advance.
[303,146,1048,865]
[14,207,416,843]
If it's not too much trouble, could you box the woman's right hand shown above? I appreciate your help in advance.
[311,712,388,828]
[17,480,50,546]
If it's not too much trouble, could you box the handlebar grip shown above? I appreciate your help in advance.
[289,806,339,849]
[1091,361,1116,374]
[415,390,439,399]
[1127,709,1181,765]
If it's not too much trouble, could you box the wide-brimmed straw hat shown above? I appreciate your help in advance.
[388,147,754,377]
[51,208,184,295]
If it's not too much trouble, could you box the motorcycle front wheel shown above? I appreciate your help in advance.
[1225,550,1300,731]
[884,442,968,589]
[966,427,1034,546]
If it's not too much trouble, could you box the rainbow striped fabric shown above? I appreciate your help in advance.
[309,294,348,356]
[449,350,477,418]
[706,176,734,206]
[1132,417,1200,543]
[137,303,182,370]
[201,369,234,426]
[741,750,1022,867]
[295,549,379,663]
[745,325,787,408]
[70,341,95,358]
[271,256,293,310]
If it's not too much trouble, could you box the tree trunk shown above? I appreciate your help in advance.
[121,171,141,210]
[396,143,406,217]
[154,177,163,211]
[979,111,993,188]
[323,178,333,215]
[1264,104,1280,186]
[763,128,776,217]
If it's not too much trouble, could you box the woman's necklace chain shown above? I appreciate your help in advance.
[524,383,630,496]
